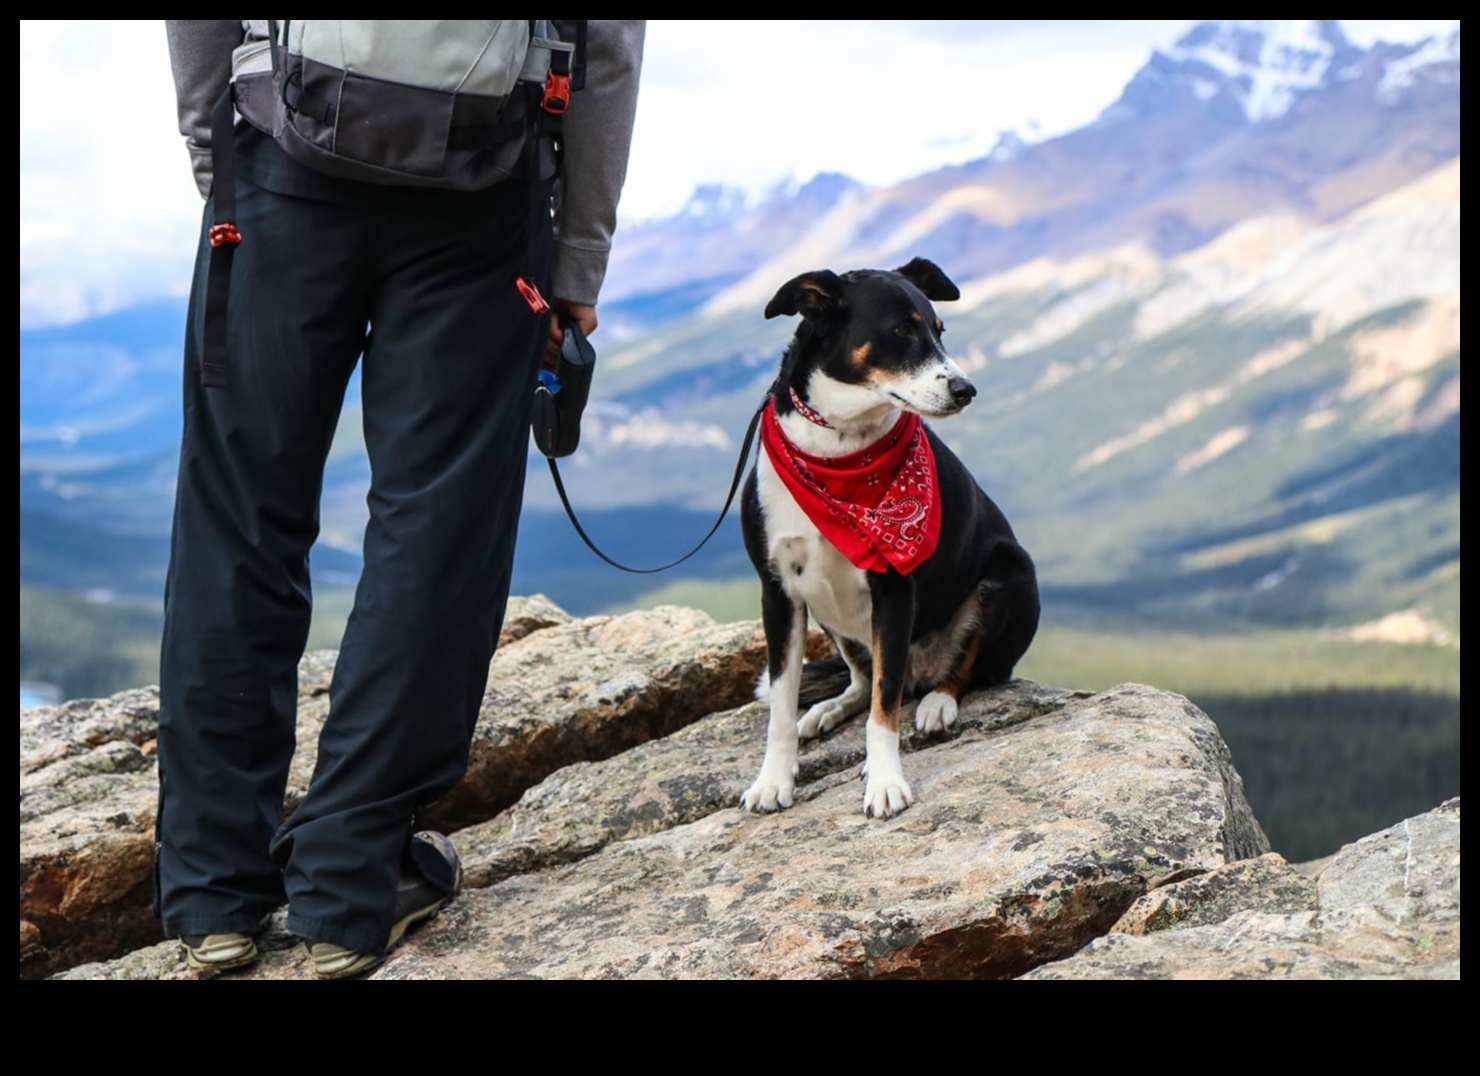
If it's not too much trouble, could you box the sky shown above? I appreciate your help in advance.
[18,20,1457,328]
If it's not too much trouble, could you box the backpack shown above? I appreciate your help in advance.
[201,20,585,388]
[232,20,582,191]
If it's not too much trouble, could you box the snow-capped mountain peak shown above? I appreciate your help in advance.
[1377,26,1461,103]
[679,183,753,222]
[1167,20,1349,122]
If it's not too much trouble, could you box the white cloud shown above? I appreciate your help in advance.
[19,19,1460,325]
[621,21,1180,219]
[20,20,202,326]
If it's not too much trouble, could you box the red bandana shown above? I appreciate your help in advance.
[761,399,941,575]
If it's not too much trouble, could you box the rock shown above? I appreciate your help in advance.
[22,601,768,978]
[1020,799,1459,979]
[498,593,574,643]
[1109,853,1318,935]
[389,684,1263,980]
[453,702,771,889]
[1319,797,1460,928]
[295,597,571,699]
[45,613,1453,982]
[59,681,1271,979]
[454,681,1066,888]
[20,691,164,980]
[59,909,306,981]
[295,652,338,698]
[20,688,162,776]
[404,605,778,831]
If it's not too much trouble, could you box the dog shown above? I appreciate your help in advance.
[739,257,1039,818]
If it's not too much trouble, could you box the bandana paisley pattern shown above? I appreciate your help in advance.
[761,399,941,575]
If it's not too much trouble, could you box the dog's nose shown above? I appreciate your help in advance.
[948,377,977,407]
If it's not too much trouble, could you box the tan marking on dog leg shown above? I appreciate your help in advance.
[863,621,912,816]
[941,626,984,697]
[944,600,1001,695]
[869,633,900,734]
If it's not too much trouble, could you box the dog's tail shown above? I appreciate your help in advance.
[753,656,856,706]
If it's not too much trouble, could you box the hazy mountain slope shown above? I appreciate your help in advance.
[695,21,1459,320]
[576,143,1459,631]
[18,21,1460,637]
[599,173,861,338]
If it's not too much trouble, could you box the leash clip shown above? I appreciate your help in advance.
[208,223,242,248]
[542,70,571,114]
[516,276,551,314]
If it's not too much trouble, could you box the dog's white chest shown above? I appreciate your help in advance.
[757,453,872,642]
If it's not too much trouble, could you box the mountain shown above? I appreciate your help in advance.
[546,21,1461,631]
[599,172,862,338]
[696,21,1458,315]
[19,20,1461,641]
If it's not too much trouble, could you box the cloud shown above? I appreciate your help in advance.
[20,20,1459,324]
[21,21,201,326]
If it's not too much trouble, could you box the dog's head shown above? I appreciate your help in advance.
[766,258,975,422]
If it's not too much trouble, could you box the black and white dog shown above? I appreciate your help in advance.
[740,258,1039,818]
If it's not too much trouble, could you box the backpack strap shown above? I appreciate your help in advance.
[201,85,242,389]
[514,22,581,318]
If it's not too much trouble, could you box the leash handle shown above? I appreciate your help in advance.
[548,395,769,574]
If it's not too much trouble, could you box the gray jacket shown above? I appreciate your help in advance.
[165,20,644,306]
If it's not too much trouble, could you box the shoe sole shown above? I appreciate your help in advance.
[183,938,259,972]
[313,882,458,980]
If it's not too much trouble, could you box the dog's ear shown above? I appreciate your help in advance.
[895,258,960,302]
[765,271,847,320]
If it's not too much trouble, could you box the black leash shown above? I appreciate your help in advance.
[546,394,769,574]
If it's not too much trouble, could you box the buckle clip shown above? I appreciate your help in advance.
[516,276,551,314]
[542,70,571,114]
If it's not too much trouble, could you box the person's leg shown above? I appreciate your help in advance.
[156,179,372,941]
[275,179,548,955]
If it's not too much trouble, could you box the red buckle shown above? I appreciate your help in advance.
[516,276,551,314]
[208,223,242,248]
[542,70,571,114]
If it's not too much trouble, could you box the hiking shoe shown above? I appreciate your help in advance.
[181,932,259,971]
[310,831,462,979]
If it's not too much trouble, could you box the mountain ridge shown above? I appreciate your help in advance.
[18,20,1461,646]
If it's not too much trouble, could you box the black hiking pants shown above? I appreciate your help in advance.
[157,167,548,953]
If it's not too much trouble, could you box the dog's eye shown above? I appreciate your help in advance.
[894,324,914,337]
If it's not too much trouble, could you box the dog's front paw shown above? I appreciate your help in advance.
[914,691,959,736]
[862,774,914,818]
[741,770,795,813]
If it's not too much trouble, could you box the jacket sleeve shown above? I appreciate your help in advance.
[165,20,248,200]
[549,20,645,307]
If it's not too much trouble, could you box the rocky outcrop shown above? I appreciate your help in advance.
[283,604,789,834]
[21,599,786,979]
[59,680,1275,979]
[26,598,1460,980]
[1022,799,1460,979]
[19,687,163,978]
[1109,852,1318,935]
[358,683,1271,980]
